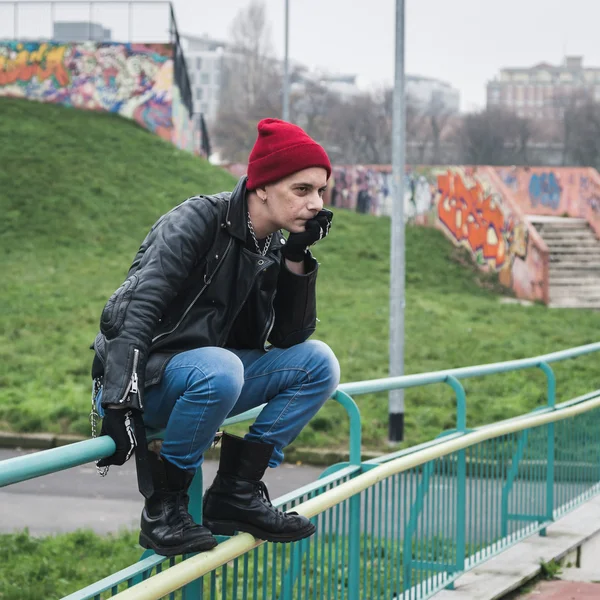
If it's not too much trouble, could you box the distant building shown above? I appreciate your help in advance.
[405,75,460,114]
[487,56,600,120]
[179,34,228,125]
[53,21,111,42]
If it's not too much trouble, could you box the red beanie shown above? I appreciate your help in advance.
[246,118,331,190]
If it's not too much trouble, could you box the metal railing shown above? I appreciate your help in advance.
[0,1,172,43]
[2,342,600,599]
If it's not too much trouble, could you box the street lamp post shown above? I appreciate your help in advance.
[388,0,406,443]
[282,0,290,122]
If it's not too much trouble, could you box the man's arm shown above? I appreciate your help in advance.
[268,253,318,348]
[285,258,306,275]
[99,199,219,411]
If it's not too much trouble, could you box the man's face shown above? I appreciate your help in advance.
[263,167,328,233]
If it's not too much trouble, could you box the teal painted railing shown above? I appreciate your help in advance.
[2,342,600,600]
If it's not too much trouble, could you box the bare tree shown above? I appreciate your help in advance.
[290,73,333,141]
[213,1,282,162]
[568,101,600,168]
[553,89,593,165]
[229,1,276,111]
[426,96,453,164]
[325,90,392,164]
[457,108,534,165]
[405,92,430,164]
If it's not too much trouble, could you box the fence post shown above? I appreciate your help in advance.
[445,376,468,589]
[538,362,556,536]
[333,391,361,600]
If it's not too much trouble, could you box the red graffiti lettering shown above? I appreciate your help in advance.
[437,171,508,268]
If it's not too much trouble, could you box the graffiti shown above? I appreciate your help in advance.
[328,166,435,219]
[171,84,195,154]
[437,170,513,268]
[406,174,434,219]
[0,41,198,153]
[0,43,70,86]
[579,175,600,215]
[493,165,600,235]
[528,172,561,209]
[326,164,546,302]
[497,168,519,192]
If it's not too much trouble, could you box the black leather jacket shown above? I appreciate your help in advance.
[92,176,318,411]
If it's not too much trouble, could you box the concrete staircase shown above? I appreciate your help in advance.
[529,216,600,309]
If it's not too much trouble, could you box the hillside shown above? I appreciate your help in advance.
[2,97,600,452]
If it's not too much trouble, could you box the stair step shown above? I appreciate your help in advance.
[540,233,597,240]
[531,218,588,226]
[550,277,600,285]
[548,247,600,253]
[550,287,600,298]
[549,300,600,309]
[543,237,599,244]
[549,256,600,262]
[534,221,589,227]
[550,262,600,270]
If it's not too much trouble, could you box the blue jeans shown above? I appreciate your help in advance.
[98,340,340,471]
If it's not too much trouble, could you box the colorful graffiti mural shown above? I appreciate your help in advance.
[495,166,600,238]
[171,83,195,154]
[328,165,435,222]
[0,41,197,153]
[437,170,512,268]
[434,168,544,300]
[326,165,547,303]
[528,172,561,210]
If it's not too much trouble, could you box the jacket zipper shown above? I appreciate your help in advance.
[151,238,233,344]
[260,292,277,350]
[119,347,141,407]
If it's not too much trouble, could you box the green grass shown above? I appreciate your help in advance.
[2,96,600,454]
[0,529,141,600]
[0,528,462,599]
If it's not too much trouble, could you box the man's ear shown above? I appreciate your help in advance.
[257,186,268,203]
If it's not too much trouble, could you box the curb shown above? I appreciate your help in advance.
[0,430,385,466]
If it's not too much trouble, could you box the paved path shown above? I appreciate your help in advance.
[520,581,600,599]
[0,449,324,536]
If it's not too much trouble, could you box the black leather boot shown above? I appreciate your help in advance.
[139,452,218,556]
[203,433,316,542]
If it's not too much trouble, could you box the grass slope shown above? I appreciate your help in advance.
[2,97,600,453]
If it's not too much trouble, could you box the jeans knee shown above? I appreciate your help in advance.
[187,348,244,408]
[304,340,341,396]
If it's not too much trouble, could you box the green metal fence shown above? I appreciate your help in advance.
[2,342,600,600]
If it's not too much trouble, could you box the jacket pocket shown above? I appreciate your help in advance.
[100,275,138,339]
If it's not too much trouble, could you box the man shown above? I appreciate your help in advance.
[90,118,340,557]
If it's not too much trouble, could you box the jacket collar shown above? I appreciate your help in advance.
[225,176,285,252]
[224,176,249,242]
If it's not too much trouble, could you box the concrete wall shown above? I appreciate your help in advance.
[327,165,549,304]
[495,167,600,238]
[0,40,198,153]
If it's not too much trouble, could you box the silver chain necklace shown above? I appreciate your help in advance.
[247,212,273,256]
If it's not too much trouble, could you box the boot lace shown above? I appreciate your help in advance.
[256,481,275,507]
[255,481,299,517]
[164,492,196,528]
[178,493,196,527]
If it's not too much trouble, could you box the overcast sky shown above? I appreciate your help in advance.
[172,0,600,112]
[6,0,600,112]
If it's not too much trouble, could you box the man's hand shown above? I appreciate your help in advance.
[282,209,333,262]
[97,408,139,467]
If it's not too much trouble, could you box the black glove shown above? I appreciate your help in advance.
[97,408,139,467]
[282,209,333,262]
